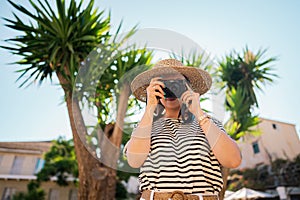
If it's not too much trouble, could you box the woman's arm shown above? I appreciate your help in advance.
[125,105,155,168]
[126,77,165,168]
[181,89,242,168]
[200,116,242,168]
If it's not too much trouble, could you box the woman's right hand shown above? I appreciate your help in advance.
[146,77,165,106]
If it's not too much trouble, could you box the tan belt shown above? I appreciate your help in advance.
[140,190,219,200]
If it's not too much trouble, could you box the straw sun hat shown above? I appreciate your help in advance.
[131,59,212,102]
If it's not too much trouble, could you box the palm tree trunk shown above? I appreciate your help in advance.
[95,83,131,178]
[219,167,230,200]
[111,84,131,147]
[57,72,117,200]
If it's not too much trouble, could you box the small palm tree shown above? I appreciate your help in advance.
[81,46,153,169]
[217,47,277,199]
[218,47,277,139]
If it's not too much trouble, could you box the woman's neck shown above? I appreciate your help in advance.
[164,108,180,119]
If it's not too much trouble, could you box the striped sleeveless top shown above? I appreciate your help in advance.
[139,117,224,194]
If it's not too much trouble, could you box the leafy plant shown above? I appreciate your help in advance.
[228,154,300,191]
[37,137,78,186]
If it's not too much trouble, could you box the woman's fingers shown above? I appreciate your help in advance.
[154,90,165,99]
[181,90,200,105]
[181,90,193,103]
[181,90,202,117]
[152,84,165,94]
[150,78,165,89]
[146,77,165,104]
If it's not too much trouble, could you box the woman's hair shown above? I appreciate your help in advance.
[151,75,194,123]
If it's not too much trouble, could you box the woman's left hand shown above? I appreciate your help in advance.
[181,85,204,119]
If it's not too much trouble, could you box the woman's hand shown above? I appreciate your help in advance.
[181,84,204,119]
[146,77,165,106]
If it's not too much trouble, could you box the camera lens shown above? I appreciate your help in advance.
[162,80,186,98]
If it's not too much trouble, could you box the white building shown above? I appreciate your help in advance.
[238,118,300,169]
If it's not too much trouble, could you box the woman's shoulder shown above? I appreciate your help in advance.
[208,115,227,132]
[209,115,223,124]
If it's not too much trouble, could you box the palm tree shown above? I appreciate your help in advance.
[1,0,151,199]
[218,47,277,139]
[217,47,277,199]
[78,45,153,172]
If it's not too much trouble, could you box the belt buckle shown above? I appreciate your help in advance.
[169,190,187,200]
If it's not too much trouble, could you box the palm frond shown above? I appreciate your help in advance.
[2,0,111,89]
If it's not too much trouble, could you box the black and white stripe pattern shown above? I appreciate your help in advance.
[139,117,224,194]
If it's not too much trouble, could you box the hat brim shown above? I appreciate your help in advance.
[131,66,212,102]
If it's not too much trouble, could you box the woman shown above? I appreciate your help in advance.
[126,59,241,200]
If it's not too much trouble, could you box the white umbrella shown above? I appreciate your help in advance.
[225,190,235,198]
[225,187,275,200]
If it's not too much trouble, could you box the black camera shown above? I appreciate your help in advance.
[162,80,187,99]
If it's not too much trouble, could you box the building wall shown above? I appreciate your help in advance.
[0,142,77,200]
[238,118,300,169]
[0,154,14,175]
[0,179,77,200]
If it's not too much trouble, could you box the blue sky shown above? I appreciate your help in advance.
[0,0,300,141]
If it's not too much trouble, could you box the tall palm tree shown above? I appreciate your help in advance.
[1,0,151,199]
[217,47,277,199]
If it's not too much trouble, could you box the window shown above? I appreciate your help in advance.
[69,189,78,200]
[1,187,16,200]
[49,189,59,200]
[272,123,277,130]
[10,156,24,175]
[34,158,45,174]
[252,141,260,154]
